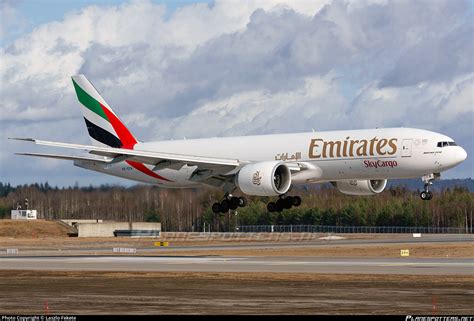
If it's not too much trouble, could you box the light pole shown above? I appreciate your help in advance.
[234,210,239,232]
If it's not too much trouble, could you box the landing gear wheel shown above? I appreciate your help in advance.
[219,199,230,213]
[238,197,247,207]
[267,202,276,212]
[420,191,431,201]
[426,191,433,200]
[293,196,302,207]
[212,195,248,214]
[229,197,240,210]
[283,196,293,209]
[212,202,221,214]
[267,195,302,213]
[275,199,284,212]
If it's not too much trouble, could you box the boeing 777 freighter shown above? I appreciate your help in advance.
[11,75,467,213]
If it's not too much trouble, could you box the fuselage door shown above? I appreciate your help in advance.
[401,139,413,157]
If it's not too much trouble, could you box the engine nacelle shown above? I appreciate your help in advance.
[237,161,292,196]
[334,179,387,196]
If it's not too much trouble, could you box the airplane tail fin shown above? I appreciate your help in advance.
[71,75,138,149]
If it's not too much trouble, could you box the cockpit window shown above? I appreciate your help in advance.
[437,141,457,147]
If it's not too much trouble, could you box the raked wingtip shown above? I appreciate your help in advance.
[8,137,35,142]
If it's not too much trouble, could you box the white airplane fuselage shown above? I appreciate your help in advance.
[75,127,467,187]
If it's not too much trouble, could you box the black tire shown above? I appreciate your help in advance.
[267,202,276,212]
[238,197,247,207]
[275,199,284,212]
[293,196,302,207]
[212,202,221,214]
[230,197,240,210]
[420,191,428,200]
[426,191,433,200]
[219,200,230,213]
[283,196,293,209]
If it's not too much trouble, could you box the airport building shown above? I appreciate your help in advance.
[11,209,37,220]
[61,219,161,237]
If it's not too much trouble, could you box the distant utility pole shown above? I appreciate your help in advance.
[234,211,239,232]
[471,209,472,234]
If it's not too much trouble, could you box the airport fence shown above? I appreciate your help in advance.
[237,225,471,234]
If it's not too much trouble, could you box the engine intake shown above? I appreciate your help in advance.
[237,161,292,196]
[334,179,387,196]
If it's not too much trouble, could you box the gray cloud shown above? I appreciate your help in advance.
[380,22,474,87]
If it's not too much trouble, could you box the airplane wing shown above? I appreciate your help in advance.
[10,138,247,183]
[11,137,240,165]
[11,138,306,187]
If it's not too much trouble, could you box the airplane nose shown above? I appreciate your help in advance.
[455,146,467,164]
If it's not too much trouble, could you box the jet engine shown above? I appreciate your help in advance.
[333,179,387,196]
[237,161,292,196]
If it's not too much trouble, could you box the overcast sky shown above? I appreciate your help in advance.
[1,0,473,187]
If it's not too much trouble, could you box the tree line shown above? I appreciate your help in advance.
[0,182,472,232]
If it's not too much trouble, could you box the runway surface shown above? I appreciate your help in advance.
[0,256,472,275]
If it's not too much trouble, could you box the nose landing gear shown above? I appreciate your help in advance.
[267,195,302,212]
[212,194,247,214]
[420,189,433,201]
[420,173,440,201]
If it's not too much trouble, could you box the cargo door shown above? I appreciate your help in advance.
[401,139,413,157]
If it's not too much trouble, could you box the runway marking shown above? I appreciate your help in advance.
[379,262,473,266]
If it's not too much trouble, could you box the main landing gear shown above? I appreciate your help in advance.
[267,195,302,212]
[212,194,247,214]
[419,173,440,201]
